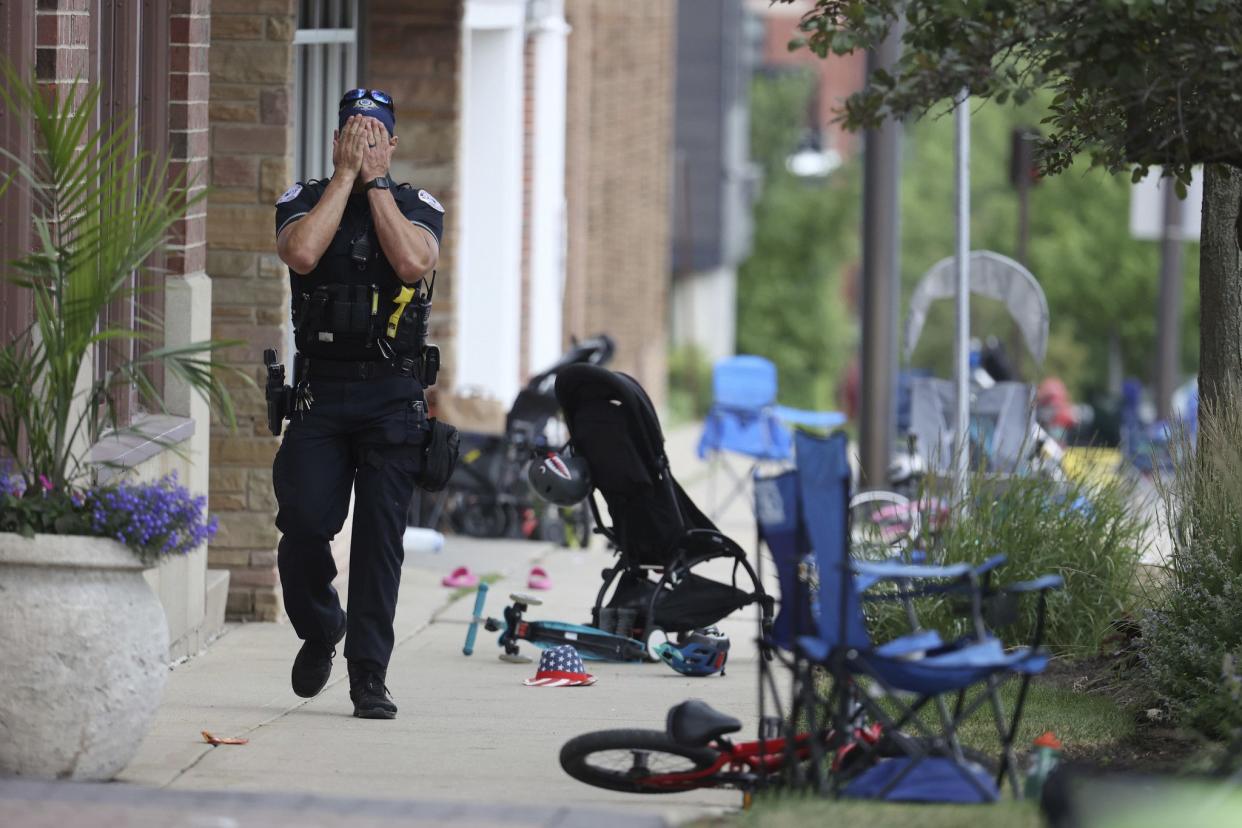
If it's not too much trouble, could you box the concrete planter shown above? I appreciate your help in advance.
[0,532,169,780]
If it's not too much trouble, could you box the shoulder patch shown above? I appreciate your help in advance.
[276,183,303,205]
[417,189,444,212]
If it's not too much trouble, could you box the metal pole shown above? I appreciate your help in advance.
[1012,133,1032,369]
[1016,153,1030,266]
[953,89,971,498]
[1155,179,1184,421]
[858,20,905,489]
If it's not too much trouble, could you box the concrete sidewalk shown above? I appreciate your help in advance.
[97,423,775,826]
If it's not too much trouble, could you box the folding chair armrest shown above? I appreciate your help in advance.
[1002,574,1064,593]
[853,554,1006,584]
[998,574,1063,652]
[973,554,1008,577]
[852,560,973,582]
[773,405,846,430]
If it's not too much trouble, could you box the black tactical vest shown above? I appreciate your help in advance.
[290,188,404,362]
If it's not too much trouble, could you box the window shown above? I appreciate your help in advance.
[94,0,172,423]
[0,1,34,346]
[294,0,361,182]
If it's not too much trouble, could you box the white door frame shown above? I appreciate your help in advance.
[455,0,526,403]
[527,0,569,375]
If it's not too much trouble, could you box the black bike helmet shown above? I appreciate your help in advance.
[527,451,592,506]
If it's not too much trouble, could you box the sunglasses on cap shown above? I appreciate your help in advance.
[339,88,395,114]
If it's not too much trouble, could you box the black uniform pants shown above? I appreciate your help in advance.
[272,373,426,671]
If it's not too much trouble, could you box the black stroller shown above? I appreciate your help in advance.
[555,364,773,641]
[431,335,615,541]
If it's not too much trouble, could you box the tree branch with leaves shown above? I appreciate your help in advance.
[781,0,1242,418]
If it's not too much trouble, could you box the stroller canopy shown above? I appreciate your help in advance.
[904,251,1049,367]
[556,365,717,565]
[557,365,765,633]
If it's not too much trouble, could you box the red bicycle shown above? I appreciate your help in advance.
[559,700,888,795]
[559,699,994,797]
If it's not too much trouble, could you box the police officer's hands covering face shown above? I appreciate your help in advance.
[361,120,397,182]
[332,115,369,180]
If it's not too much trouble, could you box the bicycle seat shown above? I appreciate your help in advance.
[666,699,742,746]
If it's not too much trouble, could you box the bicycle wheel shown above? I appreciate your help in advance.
[849,490,919,562]
[560,730,720,794]
[451,496,509,538]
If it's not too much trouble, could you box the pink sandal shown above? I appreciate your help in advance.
[527,566,553,591]
[441,566,479,588]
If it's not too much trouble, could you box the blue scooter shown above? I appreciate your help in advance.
[462,583,646,663]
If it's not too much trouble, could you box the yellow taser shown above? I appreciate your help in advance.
[387,285,415,338]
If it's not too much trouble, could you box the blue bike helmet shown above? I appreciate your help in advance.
[653,627,730,677]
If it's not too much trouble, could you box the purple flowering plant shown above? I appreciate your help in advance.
[0,469,217,564]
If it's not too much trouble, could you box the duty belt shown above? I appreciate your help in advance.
[304,357,414,381]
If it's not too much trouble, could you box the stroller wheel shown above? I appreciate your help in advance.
[643,627,668,663]
[500,652,533,664]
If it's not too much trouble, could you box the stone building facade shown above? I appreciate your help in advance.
[563,0,676,409]
[363,0,462,372]
[205,0,300,621]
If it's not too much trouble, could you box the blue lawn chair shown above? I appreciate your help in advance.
[698,355,844,517]
[757,430,1062,802]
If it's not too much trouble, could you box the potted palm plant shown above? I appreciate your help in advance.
[0,67,241,780]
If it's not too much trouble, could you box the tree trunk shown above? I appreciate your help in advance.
[1198,163,1242,419]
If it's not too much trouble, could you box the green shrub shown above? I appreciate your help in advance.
[867,468,1147,655]
[1143,394,1242,738]
[667,343,714,424]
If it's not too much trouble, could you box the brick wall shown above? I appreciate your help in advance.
[364,0,462,402]
[32,0,210,384]
[34,0,89,94]
[206,0,297,621]
[169,0,211,283]
[564,0,676,407]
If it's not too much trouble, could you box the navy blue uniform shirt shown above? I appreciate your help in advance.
[273,180,445,360]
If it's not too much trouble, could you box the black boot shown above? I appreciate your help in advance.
[348,661,398,719]
[290,613,347,698]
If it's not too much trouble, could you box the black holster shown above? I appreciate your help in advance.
[386,286,440,387]
[263,348,291,437]
[418,418,460,491]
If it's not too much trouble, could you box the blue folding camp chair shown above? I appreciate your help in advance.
[757,430,1062,802]
[698,355,844,517]
[753,467,832,790]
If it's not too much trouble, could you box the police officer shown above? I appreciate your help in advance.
[272,88,444,719]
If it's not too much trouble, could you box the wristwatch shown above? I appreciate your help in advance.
[363,175,393,192]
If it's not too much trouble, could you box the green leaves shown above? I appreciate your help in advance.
[1145,391,1242,736]
[0,60,243,489]
[776,0,1242,173]
[737,71,858,411]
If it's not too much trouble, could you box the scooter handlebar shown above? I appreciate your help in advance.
[462,581,490,656]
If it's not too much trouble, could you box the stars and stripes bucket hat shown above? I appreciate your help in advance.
[523,644,596,687]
